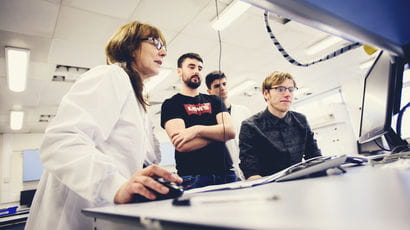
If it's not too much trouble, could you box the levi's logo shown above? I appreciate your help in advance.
[184,103,212,115]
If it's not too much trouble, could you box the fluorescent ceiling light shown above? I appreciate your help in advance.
[306,36,343,55]
[5,47,30,92]
[229,80,256,96]
[360,58,375,69]
[211,0,251,31]
[10,111,24,130]
[143,69,172,95]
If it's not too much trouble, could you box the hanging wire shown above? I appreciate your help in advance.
[214,0,232,173]
[264,11,362,67]
[215,1,223,72]
[396,101,410,137]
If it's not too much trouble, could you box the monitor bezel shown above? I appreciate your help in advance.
[358,50,406,148]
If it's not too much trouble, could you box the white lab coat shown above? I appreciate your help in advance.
[225,104,251,180]
[25,64,160,230]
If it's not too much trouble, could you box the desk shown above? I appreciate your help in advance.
[83,164,410,230]
[0,210,29,229]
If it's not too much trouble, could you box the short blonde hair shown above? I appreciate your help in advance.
[262,71,296,92]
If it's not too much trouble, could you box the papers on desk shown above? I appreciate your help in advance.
[184,176,273,194]
[185,155,347,194]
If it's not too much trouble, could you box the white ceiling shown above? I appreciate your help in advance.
[0,0,376,134]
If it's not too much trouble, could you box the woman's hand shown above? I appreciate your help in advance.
[114,164,182,204]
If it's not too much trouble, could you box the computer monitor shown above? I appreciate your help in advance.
[23,150,44,182]
[20,189,36,207]
[358,50,407,151]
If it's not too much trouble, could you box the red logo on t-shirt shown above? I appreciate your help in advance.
[184,103,212,115]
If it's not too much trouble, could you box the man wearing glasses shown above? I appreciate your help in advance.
[239,71,322,180]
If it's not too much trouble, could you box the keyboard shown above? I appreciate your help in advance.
[274,155,347,182]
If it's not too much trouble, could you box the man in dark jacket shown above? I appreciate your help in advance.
[239,71,322,180]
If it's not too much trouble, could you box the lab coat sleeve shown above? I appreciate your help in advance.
[40,65,130,205]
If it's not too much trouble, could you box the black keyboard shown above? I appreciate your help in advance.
[275,155,347,182]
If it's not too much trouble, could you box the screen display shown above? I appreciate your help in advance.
[359,51,392,143]
[23,149,44,181]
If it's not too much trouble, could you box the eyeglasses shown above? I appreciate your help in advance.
[266,86,298,93]
[140,37,166,51]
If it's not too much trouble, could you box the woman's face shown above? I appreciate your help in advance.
[131,37,167,80]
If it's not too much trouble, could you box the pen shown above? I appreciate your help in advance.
[173,194,279,206]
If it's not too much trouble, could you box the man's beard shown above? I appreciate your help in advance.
[184,75,201,89]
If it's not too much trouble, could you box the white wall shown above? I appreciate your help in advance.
[293,88,359,156]
[341,73,410,146]
[0,133,44,206]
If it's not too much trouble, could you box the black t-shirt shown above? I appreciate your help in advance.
[161,93,233,176]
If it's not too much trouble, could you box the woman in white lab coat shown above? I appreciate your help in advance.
[25,21,182,230]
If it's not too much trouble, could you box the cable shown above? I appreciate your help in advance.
[264,11,362,67]
[214,0,230,176]
[390,144,410,154]
[373,139,391,152]
[396,101,410,137]
[372,101,410,154]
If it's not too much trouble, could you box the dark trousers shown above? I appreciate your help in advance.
[181,171,238,190]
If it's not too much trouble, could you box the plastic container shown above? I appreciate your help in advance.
[0,206,18,217]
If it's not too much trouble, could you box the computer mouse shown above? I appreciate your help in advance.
[344,156,368,165]
[131,177,184,203]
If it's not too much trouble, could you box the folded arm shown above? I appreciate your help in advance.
[164,112,235,152]
[164,118,212,152]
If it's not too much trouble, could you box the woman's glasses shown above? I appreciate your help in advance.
[140,37,166,51]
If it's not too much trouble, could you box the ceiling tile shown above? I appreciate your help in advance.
[29,61,56,81]
[164,33,219,71]
[38,81,73,105]
[48,38,106,68]
[62,0,140,19]
[178,1,229,41]
[0,78,45,108]
[54,6,127,44]
[0,0,59,37]
[0,30,52,62]
[130,0,210,32]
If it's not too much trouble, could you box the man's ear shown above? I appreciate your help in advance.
[262,89,269,102]
[177,68,182,76]
[207,89,211,94]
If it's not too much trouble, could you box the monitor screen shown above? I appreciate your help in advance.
[358,51,406,149]
[23,149,44,181]
[20,189,36,207]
